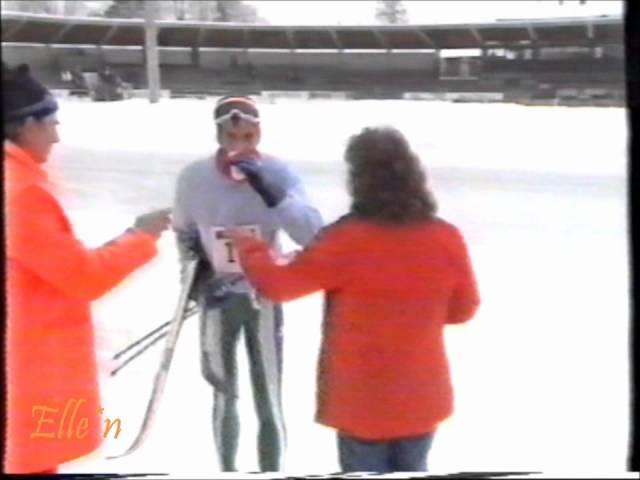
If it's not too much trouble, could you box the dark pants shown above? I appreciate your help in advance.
[338,432,435,473]
[200,292,285,472]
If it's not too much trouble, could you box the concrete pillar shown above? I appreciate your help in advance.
[96,45,106,70]
[191,46,200,68]
[460,57,470,78]
[144,2,161,103]
[436,49,444,79]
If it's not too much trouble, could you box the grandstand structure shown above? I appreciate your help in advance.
[1,11,625,104]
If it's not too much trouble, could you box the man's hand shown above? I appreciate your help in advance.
[227,228,296,266]
[132,208,172,237]
[234,160,286,208]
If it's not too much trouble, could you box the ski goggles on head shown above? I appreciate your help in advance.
[215,108,260,127]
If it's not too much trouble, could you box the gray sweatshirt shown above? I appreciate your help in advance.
[173,153,324,293]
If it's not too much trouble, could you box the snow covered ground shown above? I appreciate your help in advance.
[40,97,629,476]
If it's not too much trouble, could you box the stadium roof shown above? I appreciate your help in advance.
[1,12,623,50]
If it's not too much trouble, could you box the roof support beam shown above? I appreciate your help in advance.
[372,29,390,50]
[196,26,206,47]
[4,18,28,40]
[285,28,295,50]
[99,25,119,46]
[416,30,437,49]
[242,28,250,50]
[586,20,594,40]
[191,28,204,66]
[49,22,76,44]
[469,27,484,48]
[0,13,622,52]
[585,20,595,49]
[328,29,343,50]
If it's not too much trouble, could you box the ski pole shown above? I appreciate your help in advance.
[110,330,169,377]
[110,304,200,376]
[110,274,246,376]
[112,304,198,361]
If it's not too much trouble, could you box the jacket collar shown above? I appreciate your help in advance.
[213,147,250,183]
[4,141,49,194]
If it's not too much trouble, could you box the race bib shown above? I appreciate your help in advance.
[209,225,262,274]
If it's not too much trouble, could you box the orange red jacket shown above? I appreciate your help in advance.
[234,215,480,440]
[4,142,158,473]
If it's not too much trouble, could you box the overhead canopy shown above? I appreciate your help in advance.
[1,12,623,50]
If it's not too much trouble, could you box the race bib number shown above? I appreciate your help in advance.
[209,225,262,274]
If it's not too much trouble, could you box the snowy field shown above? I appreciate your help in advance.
[41,97,629,477]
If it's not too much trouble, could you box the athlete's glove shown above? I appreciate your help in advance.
[175,230,211,304]
[234,160,287,208]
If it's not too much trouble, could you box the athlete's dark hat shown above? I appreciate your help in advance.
[3,63,59,124]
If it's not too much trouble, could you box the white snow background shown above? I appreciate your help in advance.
[34,97,630,477]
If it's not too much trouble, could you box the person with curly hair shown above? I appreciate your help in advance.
[228,126,480,473]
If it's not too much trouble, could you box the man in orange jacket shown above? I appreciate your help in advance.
[3,63,172,474]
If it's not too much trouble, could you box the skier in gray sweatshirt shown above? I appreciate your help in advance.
[172,95,323,472]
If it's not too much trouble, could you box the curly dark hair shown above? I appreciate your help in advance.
[345,126,437,224]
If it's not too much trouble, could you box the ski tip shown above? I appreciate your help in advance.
[106,444,140,460]
[105,451,131,460]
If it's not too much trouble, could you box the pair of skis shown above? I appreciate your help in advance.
[108,260,246,460]
[107,259,201,460]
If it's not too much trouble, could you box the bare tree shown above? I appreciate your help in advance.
[188,0,217,21]
[103,0,146,18]
[165,1,259,22]
[172,0,186,20]
[63,0,81,16]
[1,0,263,21]
[63,0,107,16]
[213,0,259,23]
[375,0,408,25]
[3,0,58,14]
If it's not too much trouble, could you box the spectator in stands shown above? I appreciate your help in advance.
[3,62,172,474]
[228,126,480,473]
[70,66,87,91]
[99,65,117,85]
[96,66,124,101]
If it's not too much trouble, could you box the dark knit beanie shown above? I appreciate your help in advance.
[3,63,58,125]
